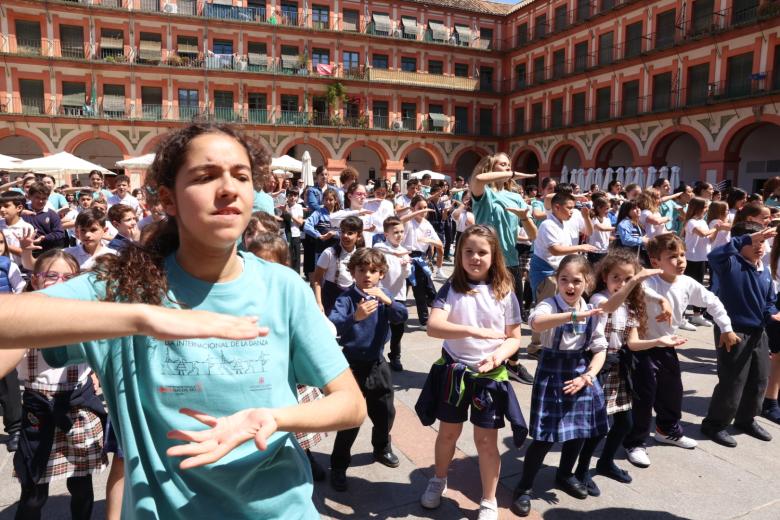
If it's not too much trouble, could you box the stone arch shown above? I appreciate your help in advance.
[451,146,489,180]
[649,127,706,185]
[397,142,445,172]
[722,120,780,192]
[548,141,585,173]
[63,131,130,160]
[512,146,541,174]
[594,136,638,168]
[342,145,386,184]
[0,131,48,160]
[139,132,169,155]
[649,126,708,165]
[278,136,332,164]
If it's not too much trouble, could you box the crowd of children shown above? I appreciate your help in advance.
[1,124,779,519]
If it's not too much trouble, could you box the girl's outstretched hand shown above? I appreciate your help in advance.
[167,407,278,469]
[575,308,603,320]
[657,335,687,348]
[633,268,663,283]
[468,327,507,340]
[140,306,266,341]
[563,374,592,395]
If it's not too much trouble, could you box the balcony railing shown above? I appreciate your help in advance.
[139,0,160,12]
[202,3,265,23]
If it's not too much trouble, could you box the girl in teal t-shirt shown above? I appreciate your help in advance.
[0,123,365,520]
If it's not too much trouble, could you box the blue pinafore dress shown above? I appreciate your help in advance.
[528,299,609,443]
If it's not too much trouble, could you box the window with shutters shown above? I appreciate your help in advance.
[280,45,299,71]
[574,42,588,72]
[372,101,389,129]
[479,28,493,49]
[622,80,639,116]
[343,9,359,32]
[312,48,329,68]
[16,20,41,55]
[687,64,710,105]
[427,104,446,131]
[479,108,493,136]
[100,29,124,60]
[343,51,360,73]
[655,10,676,50]
[572,93,586,125]
[60,25,84,59]
[61,81,86,115]
[138,32,162,63]
[401,16,418,40]
[248,93,267,123]
[177,36,199,61]
[598,32,614,66]
[550,98,564,128]
[178,89,199,119]
[596,86,611,120]
[141,86,163,119]
[726,52,754,97]
[535,15,547,39]
[554,6,568,32]
[533,56,545,84]
[553,49,565,79]
[401,103,416,130]
[247,42,267,70]
[516,23,529,46]
[455,106,469,135]
[515,63,528,89]
[372,54,388,69]
[531,102,543,131]
[103,84,126,117]
[652,72,673,111]
[624,22,642,59]
[429,60,443,75]
[514,106,526,135]
[20,79,45,114]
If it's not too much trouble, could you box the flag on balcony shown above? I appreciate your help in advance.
[90,80,97,115]
[316,63,333,75]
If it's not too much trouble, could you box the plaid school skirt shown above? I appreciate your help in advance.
[294,385,325,450]
[14,406,107,484]
[529,349,609,443]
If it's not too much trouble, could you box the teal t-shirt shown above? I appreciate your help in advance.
[47,192,69,211]
[42,252,348,519]
[253,190,275,215]
[530,198,546,227]
[660,199,677,232]
[472,187,525,267]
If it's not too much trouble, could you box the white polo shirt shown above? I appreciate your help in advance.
[534,214,572,269]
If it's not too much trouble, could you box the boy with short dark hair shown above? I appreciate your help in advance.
[701,222,778,447]
[327,248,408,492]
[283,189,304,274]
[63,208,117,269]
[22,182,67,253]
[107,203,139,251]
[107,175,142,218]
[0,191,35,265]
[623,233,737,468]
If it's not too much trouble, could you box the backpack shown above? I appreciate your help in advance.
[0,256,12,294]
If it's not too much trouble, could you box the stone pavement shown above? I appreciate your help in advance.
[1,265,779,519]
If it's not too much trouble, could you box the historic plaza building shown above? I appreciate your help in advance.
[1,0,779,190]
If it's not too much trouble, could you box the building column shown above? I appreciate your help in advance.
[384,159,404,184]
[700,158,740,185]
[326,157,347,180]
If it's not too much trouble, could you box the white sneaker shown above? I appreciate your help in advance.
[434,269,449,281]
[679,319,697,331]
[626,446,651,468]
[689,314,712,327]
[477,498,498,520]
[655,430,698,449]
[420,476,447,509]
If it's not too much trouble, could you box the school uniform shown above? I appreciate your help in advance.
[374,242,412,363]
[401,218,438,325]
[703,236,776,432]
[315,245,355,315]
[528,295,609,442]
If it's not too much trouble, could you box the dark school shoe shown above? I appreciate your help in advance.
[511,488,533,517]
[306,450,326,482]
[761,403,780,425]
[389,358,404,372]
[507,363,535,385]
[595,460,633,484]
[373,449,400,468]
[700,425,737,448]
[330,468,348,492]
[733,420,773,442]
[577,474,601,497]
[555,475,589,499]
[5,432,19,452]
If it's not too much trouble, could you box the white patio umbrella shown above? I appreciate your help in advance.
[0,154,21,170]
[409,170,451,181]
[272,169,294,178]
[634,167,644,188]
[616,167,625,184]
[271,155,302,173]
[10,152,113,175]
[646,166,657,188]
[116,153,155,169]
[603,168,614,191]
[301,151,313,187]
[560,165,569,184]
[670,166,681,189]
[594,168,604,190]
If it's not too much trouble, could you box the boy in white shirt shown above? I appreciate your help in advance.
[0,191,36,266]
[623,233,737,469]
[107,175,142,218]
[284,189,305,275]
[63,208,117,270]
[374,216,412,371]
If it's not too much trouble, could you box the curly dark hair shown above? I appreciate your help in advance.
[92,123,269,304]
[593,250,648,338]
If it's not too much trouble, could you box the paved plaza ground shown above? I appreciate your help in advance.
[1,264,778,519]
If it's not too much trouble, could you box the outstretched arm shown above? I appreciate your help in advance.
[0,293,265,350]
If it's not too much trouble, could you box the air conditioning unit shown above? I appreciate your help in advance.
[163,2,178,13]
[391,120,404,130]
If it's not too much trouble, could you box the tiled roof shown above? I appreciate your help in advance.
[400,0,523,16]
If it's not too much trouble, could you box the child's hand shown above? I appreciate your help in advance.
[167,407,278,469]
[319,231,335,241]
[751,227,777,245]
[563,373,593,395]
[578,244,598,253]
[719,331,740,352]
[19,228,43,251]
[476,353,502,373]
[358,209,374,217]
[657,335,687,348]
[575,308,603,320]
[468,327,507,340]
[354,298,379,321]
[363,287,392,305]
[633,268,663,284]
[656,298,673,324]
[505,207,529,219]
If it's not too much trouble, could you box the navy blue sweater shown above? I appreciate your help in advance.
[22,209,67,251]
[708,234,777,330]
[328,285,408,362]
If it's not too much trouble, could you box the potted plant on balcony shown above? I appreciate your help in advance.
[326,82,347,123]
[168,54,183,67]
[297,53,308,75]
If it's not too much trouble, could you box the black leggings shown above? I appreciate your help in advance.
[16,475,94,520]
[389,321,405,360]
[575,410,633,477]
[517,438,585,490]
[684,260,707,313]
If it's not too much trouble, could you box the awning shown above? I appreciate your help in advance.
[428,20,448,41]
[454,25,471,42]
[61,86,86,107]
[248,53,266,66]
[100,35,123,49]
[103,95,125,112]
[372,12,391,33]
[343,13,358,31]
[281,54,298,69]
[428,112,448,127]
[177,40,198,54]
[401,16,417,37]
[139,39,161,60]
